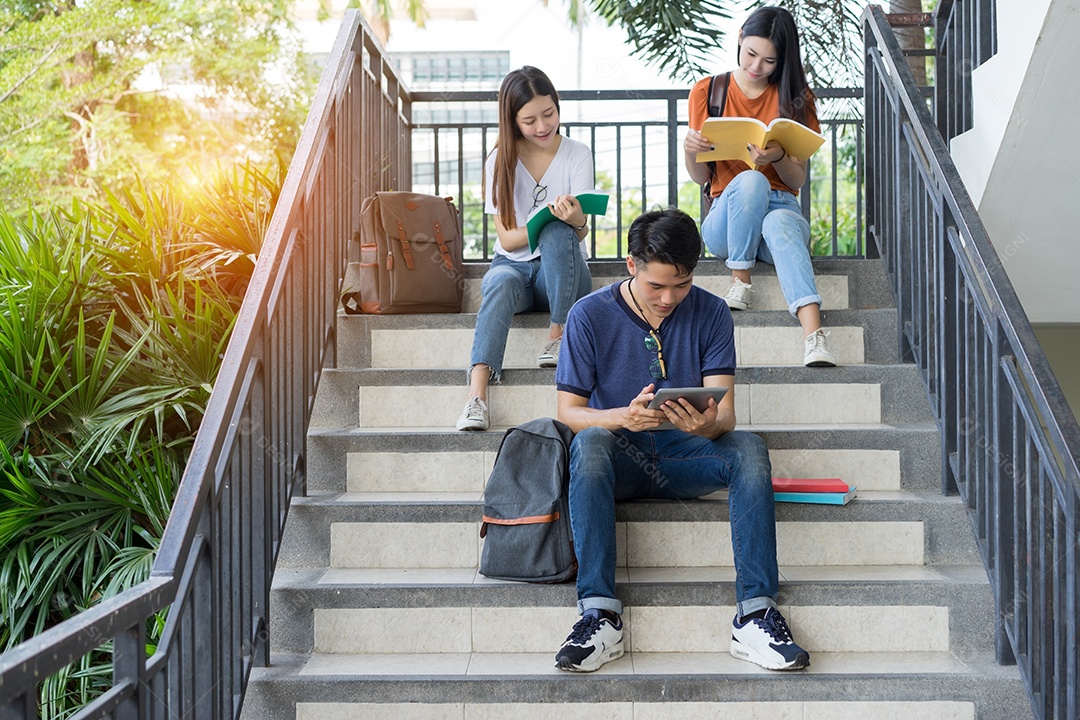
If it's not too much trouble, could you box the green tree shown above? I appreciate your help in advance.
[0,0,314,211]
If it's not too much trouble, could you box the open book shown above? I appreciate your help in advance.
[695,116,826,170]
[526,191,609,252]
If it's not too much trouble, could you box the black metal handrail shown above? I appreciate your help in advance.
[864,6,1079,720]
[409,87,866,260]
[934,0,998,141]
[0,11,408,718]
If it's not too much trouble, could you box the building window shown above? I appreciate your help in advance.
[392,51,510,89]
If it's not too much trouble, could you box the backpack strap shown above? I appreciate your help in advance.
[707,72,731,118]
[703,73,731,200]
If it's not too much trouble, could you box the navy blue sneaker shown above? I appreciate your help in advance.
[554,609,624,672]
[730,607,810,670]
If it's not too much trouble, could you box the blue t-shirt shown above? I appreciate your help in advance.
[556,281,736,410]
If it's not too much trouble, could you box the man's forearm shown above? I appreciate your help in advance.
[701,408,737,440]
[557,404,627,434]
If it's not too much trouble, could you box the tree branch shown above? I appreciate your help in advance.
[0,113,53,145]
[0,38,65,106]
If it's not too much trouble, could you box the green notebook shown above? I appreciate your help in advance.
[526,191,609,252]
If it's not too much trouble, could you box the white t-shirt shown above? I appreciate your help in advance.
[484,134,594,262]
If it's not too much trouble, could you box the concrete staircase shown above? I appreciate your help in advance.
[241,259,1033,719]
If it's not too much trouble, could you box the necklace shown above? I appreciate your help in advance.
[626,278,667,380]
[626,278,659,334]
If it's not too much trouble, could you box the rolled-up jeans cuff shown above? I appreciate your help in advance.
[725,259,756,271]
[788,295,822,319]
[578,597,623,616]
[465,363,499,384]
[736,595,777,619]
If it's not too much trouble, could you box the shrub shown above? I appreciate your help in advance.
[0,161,281,717]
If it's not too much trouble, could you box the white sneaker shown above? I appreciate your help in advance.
[537,337,561,368]
[803,328,838,367]
[456,396,489,431]
[730,607,810,670]
[554,609,625,672]
[723,276,752,310]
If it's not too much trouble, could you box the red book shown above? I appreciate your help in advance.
[771,477,850,493]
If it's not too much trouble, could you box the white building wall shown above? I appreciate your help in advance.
[950,0,1080,325]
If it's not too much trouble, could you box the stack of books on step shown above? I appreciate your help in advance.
[772,477,857,505]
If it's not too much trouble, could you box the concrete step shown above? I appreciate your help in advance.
[240,652,1030,720]
[307,604,951,655]
[330,260,894,367]
[338,308,902,369]
[358,318,867,369]
[276,491,980,571]
[452,257,898,313]
[309,365,933,430]
[305,423,944,494]
[339,445,904,494]
[267,564,994,657]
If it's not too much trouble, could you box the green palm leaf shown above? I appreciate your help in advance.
[589,0,732,82]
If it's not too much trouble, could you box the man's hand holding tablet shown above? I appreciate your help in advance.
[645,386,729,432]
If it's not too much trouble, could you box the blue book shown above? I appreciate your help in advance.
[774,487,857,505]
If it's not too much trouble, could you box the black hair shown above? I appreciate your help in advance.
[627,208,702,276]
[738,6,814,125]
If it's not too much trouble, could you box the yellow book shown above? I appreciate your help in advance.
[695,116,826,170]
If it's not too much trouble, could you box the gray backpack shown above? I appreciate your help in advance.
[479,418,577,583]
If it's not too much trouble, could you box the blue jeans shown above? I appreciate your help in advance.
[568,426,779,619]
[469,221,592,380]
[701,170,821,318]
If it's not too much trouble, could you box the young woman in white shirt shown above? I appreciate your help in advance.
[457,66,595,431]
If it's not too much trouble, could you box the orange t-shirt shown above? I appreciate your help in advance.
[688,75,820,198]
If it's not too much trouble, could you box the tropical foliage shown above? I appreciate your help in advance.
[0,161,281,717]
[586,0,734,82]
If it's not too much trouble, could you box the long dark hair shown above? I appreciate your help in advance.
[738,6,814,125]
[489,66,560,231]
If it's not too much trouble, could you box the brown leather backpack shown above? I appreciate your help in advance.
[341,191,464,314]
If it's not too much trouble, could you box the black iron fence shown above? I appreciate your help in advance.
[409,87,866,260]
[934,0,998,141]
[864,6,1079,720]
[0,11,406,718]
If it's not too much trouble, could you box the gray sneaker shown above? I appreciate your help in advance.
[456,396,489,431]
[723,277,752,311]
[803,329,838,367]
[537,337,561,368]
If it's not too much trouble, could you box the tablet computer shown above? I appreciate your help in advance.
[646,387,729,429]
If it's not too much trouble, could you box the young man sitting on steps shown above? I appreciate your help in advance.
[552,207,809,673]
